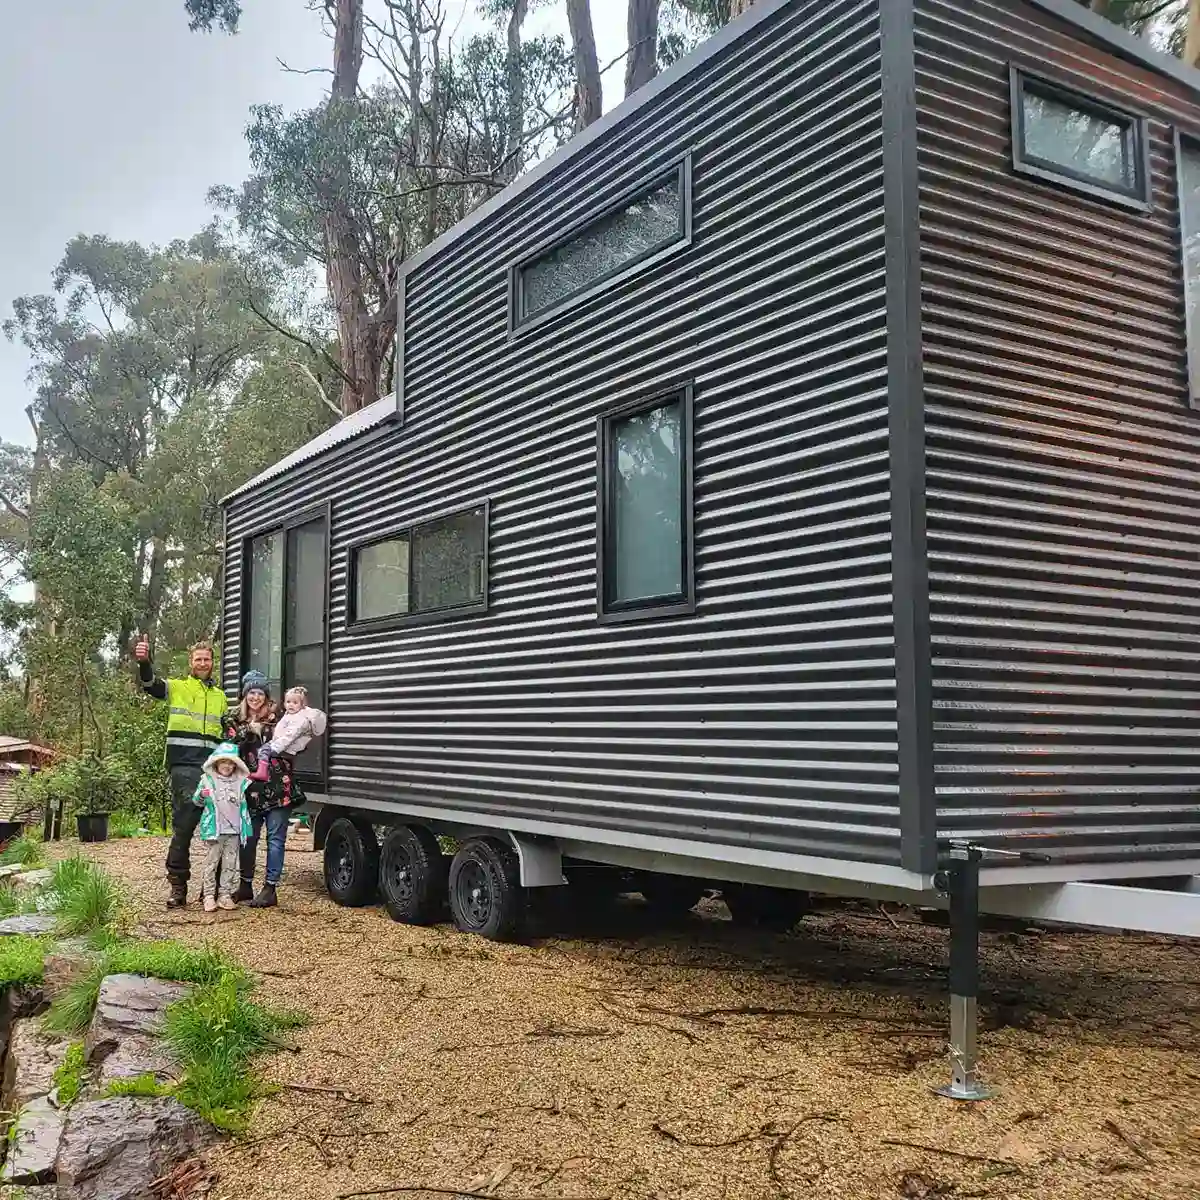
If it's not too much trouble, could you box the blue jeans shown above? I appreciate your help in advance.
[239,807,290,887]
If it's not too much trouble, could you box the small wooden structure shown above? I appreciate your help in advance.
[0,736,55,826]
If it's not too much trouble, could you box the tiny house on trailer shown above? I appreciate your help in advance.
[222,0,1200,1023]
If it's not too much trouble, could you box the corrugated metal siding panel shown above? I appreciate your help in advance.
[226,0,901,866]
[916,0,1200,863]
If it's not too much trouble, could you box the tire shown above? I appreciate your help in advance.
[638,873,704,919]
[323,817,380,908]
[722,883,810,930]
[448,837,525,941]
[379,825,447,925]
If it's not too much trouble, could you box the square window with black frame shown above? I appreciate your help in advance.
[599,390,694,620]
[412,509,486,613]
[1011,68,1148,207]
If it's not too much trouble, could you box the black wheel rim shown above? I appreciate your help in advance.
[330,832,354,892]
[384,842,415,905]
[454,859,491,929]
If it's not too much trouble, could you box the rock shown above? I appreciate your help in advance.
[42,938,96,999]
[54,1096,219,1200]
[0,862,25,879]
[11,868,52,892]
[96,1033,178,1088]
[0,983,45,1060]
[1,1019,70,1110]
[84,975,189,1066]
[1,1096,66,1185]
[0,912,57,937]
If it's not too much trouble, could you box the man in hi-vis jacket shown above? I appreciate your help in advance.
[135,637,230,908]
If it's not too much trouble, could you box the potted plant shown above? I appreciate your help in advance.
[72,754,130,844]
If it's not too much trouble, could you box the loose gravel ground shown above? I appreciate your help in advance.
[71,835,1199,1200]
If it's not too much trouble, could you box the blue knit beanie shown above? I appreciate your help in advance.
[241,670,270,698]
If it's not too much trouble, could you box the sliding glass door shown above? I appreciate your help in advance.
[242,508,328,788]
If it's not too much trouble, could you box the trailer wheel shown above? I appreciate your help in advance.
[323,818,380,908]
[379,825,447,925]
[448,838,524,941]
[722,883,810,930]
[638,873,704,919]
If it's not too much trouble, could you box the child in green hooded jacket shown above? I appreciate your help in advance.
[191,742,253,911]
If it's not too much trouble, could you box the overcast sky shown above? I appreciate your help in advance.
[0,0,627,449]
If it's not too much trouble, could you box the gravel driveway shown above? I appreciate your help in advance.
[74,836,1200,1200]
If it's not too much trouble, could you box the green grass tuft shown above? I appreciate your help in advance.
[104,1073,174,1099]
[49,857,128,936]
[107,811,142,839]
[0,834,46,868]
[0,882,18,917]
[44,939,243,1036]
[86,924,124,952]
[0,934,45,988]
[43,960,106,1035]
[163,974,305,1132]
[52,1041,87,1106]
[106,939,239,987]
[46,854,95,900]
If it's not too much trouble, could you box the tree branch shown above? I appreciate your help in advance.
[0,490,29,523]
[292,359,342,416]
[239,278,353,387]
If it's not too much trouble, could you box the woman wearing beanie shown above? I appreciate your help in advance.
[220,671,305,908]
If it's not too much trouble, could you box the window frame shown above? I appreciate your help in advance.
[346,500,490,633]
[509,155,693,335]
[237,501,331,788]
[1009,66,1151,211]
[596,385,696,624]
[1175,129,1200,412]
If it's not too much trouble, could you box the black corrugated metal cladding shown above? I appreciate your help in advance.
[917,0,1200,863]
[224,0,904,865]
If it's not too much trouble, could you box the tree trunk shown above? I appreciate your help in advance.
[118,537,145,663]
[729,0,755,17]
[325,0,375,414]
[24,406,48,705]
[1187,0,1200,67]
[331,0,363,101]
[625,0,660,98]
[566,0,603,130]
[505,0,530,179]
[144,538,168,639]
[1089,0,1111,14]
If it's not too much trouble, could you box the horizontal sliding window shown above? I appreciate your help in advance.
[598,388,694,621]
[1010,68,1148,207]
[513,159,691,327]
[350,505,487,626]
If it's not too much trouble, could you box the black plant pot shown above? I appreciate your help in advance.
[77,813,110,844]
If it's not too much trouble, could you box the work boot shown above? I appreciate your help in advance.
[166,882,187,909]
[248,883,277,909]
[232,879,254,904]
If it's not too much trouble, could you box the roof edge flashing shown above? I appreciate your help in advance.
[220,389,400,507]
[1026,0,1200,95]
